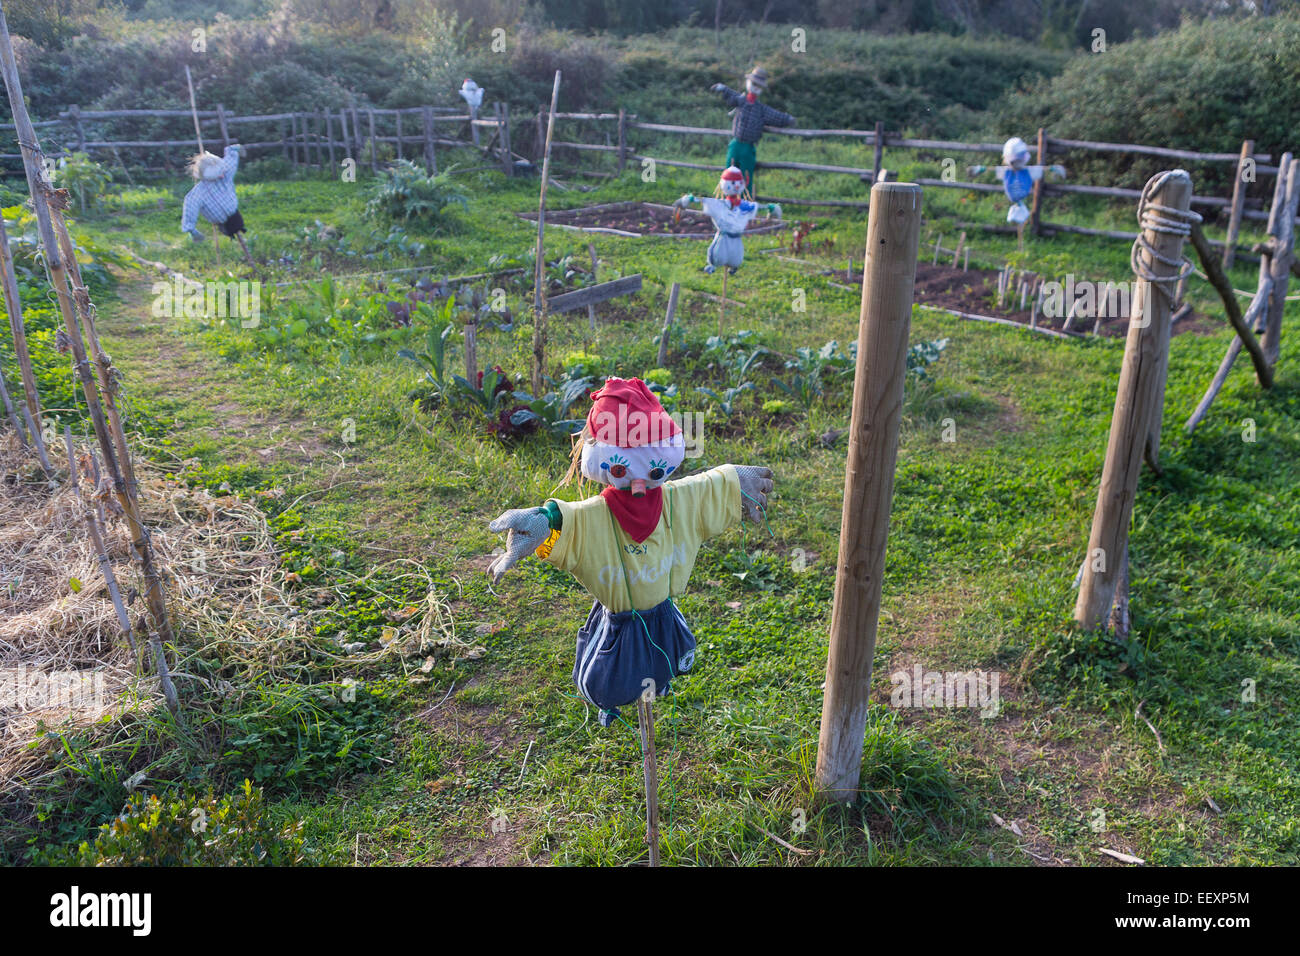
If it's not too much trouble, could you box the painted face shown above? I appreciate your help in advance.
[720,176,746,198]
[745,78,759,95]
[579,436,686,495]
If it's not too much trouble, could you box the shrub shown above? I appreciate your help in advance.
[364,160,468,227]
[47,781,308,866]
[54,152,113,213]
[990,15,1300,194]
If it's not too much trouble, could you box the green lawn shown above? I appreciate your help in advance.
[5,154,1297,866]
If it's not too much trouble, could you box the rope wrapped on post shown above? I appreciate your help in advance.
[1130,169,1202,312]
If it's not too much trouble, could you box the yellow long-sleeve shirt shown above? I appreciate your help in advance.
[542,465,741,613]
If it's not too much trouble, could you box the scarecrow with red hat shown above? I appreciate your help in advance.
[487,377,774,727]
[673,166,782,275]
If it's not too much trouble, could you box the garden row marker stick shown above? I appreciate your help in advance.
[1074,170,1195,632]
[0,6,178,711]
[815,182,921,801]
[1222,140,1254,271]
[532,70,562,398]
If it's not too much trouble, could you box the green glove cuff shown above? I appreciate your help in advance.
[539,500,563,531]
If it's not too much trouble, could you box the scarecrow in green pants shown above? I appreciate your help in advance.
[709,66,795,197]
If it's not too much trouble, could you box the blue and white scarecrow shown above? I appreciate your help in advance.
[971,137,1065,247]
[673,165,781,275]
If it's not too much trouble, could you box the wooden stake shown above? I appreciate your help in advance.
[1187,221,1272,386]
[617,108,627,175]
[815,182,922,801]
[1030,127,1046,236]
[932,233,942,265]
[586,242,598,340]
[183,65,203,153]
[65,427,135,655]
[657,281,679,367]
[1074,171,1192,631]
[1222,139,1254,271]
[951,230,966,268]
[20,402,52,475]
[532,71,562,398]
[0,212,42,424]
[1260,155,1299,376]
[635,694,660,866]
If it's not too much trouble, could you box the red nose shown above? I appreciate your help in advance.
[630,478,648,497]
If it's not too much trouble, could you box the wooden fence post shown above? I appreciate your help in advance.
[1030,127,1046,237]
[536,105,545,162]
[872,120,884,184]
[69,103,85,152]
[216,103,230,151]
[394,109,403,163]
[1074,170,1194,631]
[423,105,437,175]
[814,182,922,801]
[617,108,627,175]
[500,101,513,176]
[367,108,378,172]
[351,102,363,164]
[337,108,348,164]
[1260,155,1299,376]
[323,109,334,169]
[1222,139,1254,270]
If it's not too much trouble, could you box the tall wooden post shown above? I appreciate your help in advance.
[872,120,884,184]
[814,182,922,801]
[394,109,403,163]
[1261,155,1299,376]
[324,108,335,170]
[617,108,627,175]
[1030,127,1046,237]
[636,694,660,867]
[499,102,513,176]
[1075,170,1193,631]
[422,105,436,175]
[367,108,378,172]
[1222,139,1254,270]
[532,71,562,398]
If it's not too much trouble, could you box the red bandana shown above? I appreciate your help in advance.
[746,92,757,103]
[602,486,662,543]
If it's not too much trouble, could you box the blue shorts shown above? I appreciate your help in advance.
[572,597,697,727]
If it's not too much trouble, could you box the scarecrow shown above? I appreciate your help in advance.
[459,78,484,146]
[486,377,774,728]
[180,143,246,246]
[673,166,782,276]
[969,137,1066,247]
[709,66,795,197]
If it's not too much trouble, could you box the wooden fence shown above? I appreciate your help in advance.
[0,101,520,177]
[542,111,1293,255]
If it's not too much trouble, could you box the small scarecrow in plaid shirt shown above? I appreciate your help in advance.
[709,66,795,197]
[181,143,246,244]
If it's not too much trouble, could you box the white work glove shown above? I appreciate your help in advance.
[734,465,774,523]
[486,507,552,583]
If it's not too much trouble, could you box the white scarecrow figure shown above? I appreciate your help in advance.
[459,78,484,145]
[673,166,782,275]
[970,137,1065,246]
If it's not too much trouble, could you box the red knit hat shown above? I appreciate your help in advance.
[586,377,680,447]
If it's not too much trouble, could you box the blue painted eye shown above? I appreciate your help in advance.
[600,462,609,470]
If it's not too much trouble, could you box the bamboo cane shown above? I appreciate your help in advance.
[636,694,660,867]
[532,71,561,398]
[0,8,178,711]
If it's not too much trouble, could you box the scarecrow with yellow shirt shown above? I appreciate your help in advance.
[486,377,774,727]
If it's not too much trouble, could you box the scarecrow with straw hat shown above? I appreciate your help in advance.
[486,377,774,728]
[181,143,246,245]
[710,66,795,197]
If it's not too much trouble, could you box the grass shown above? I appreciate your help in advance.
[4,144,1297,866]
